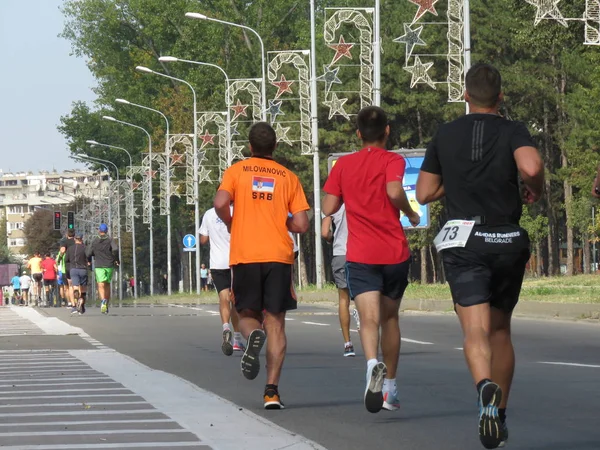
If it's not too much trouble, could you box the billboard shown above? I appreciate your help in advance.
[326,149,430,229]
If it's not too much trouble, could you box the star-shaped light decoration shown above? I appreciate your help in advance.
[170,153,185,166]
[199,130,216,149]
[230,142,246,161]
[198,151,207,164]
[146,170,158,179]
[525,0,567,27]
[198,166,212,184]
[230,123,240,137]
[323,92,350,120]
[230,99,249,121]
[271,74,295,99]
[317,65,342,94]
[393,24,426,61]
[408,0,439,23]
[404,56,436,89]
[170,183,182,198]
[132,182,141,191]
[266,99,285,124]
[327,35,354,65]
[275,123,293,146]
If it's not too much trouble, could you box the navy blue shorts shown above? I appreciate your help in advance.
[346,259,410,300]
[70,268,88,287]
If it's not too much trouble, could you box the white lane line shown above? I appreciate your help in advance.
[0,419,174,427]
[455,347,463,350]
[0,401,149,408]
[538,361,600,369]
[0,429,191,437]
[284,318,295,321]
[168,304,205,311]
[0,368,98,375]
[0,409,157,418]
[401,338,434,345]
[0,388,128,394]
[301,321,329,326]
[0,444,203,449]
[0,380,115,387]
[0,377,112,384]
[0,362,88,368]
[0,394,140,400]
[350,328,358,333]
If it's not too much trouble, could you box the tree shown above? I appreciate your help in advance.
[23,210,63,257]
[0,217,14,264]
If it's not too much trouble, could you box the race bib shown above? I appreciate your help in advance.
[433,220,475,251]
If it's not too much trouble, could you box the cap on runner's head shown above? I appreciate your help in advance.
[75,232,84,239]
[99,223,108,233]
[23,271,27,275]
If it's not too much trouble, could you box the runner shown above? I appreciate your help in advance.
[10,272,21,305]
[27,252,43,304]
[59,230,76,308]
[66,232,88,315]
[200,206,245,355]
[55,249,67,307]
[86,224,119,314]
[322,106,420,414]
[200,264,209,292]
[19,271,32,306]
[416,63,544,449]
[40,253,58,307]
[214,122,310,409]
[321,204,356,357]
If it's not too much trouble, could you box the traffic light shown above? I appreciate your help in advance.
[53,212,61,230]
[67,211,75,230]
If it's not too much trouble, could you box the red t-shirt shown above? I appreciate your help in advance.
[323,147,410,265]
[41,258,57,280]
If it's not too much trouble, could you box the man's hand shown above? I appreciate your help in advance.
[522,185,540,204]
[407,211,421,227]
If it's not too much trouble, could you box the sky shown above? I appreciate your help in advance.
[0,0,96,174]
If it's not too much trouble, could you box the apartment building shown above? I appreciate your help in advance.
[0,169,109,260]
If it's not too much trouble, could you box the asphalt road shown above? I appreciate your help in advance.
[41,303,600,450]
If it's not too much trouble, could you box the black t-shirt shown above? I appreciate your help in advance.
[422,113,535,253]
[60,237,76,268]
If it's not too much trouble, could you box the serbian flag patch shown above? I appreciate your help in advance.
[252,176,275,193]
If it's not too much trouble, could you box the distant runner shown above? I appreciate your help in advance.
[41,253,58,307]
[87,224,119,314]
[27,252,43,304]
[19,271,32,306]
[66,232,88,315]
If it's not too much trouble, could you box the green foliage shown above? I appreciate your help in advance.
[0,217,14,264]
[520,205,549,245]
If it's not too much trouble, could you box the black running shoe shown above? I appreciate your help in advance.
[241,329,266,380]
[478,381,503,449]
[221,329,233,356]
[498,421,508,448]
[264,387,285,410]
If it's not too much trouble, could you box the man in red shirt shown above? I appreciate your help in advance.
[41,253,58,307]
[322,106,420,414]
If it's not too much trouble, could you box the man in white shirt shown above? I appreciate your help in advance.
[19,271,32,306]
[321,204,357,357]
[199,206,244,355]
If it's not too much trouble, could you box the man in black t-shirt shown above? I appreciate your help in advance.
[416,63,544,449]
[59,230,76,308]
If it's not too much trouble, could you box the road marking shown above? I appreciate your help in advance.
[0,368,98,375]
[285,318,295,321]
[0,394,140,400]
[538,361,600,369]
[0,377,112,384]
[0,444,203,449]
[0,429,191,437]
[0,410,157,418]
[0,419,174,427]
[0,401,149,409]
[0,388,128,394]
[301,321,329,326]
[401,338,434,345]
[455,347,463,350]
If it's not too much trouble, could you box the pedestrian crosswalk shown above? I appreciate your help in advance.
[0,307,44,336]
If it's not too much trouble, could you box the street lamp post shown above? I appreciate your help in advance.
[74,154,124,303]
[185,12,267,121]
[158,56,232,166]
[86,140,138,300]
[373,0,381,106]
[102,116,154,296]
[115,99,173,296]
[136,66,201,295]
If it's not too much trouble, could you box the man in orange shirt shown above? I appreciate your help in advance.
[214,122,310,410]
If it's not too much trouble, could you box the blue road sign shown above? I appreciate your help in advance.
[183,234,196,249]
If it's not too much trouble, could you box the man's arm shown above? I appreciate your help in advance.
[214,190,233,229]
[287,211,309,233]
[416,172,445,204]
[200,235,209,245]
[514,146,544,203]
[386,181,420,227]
[321,216,333,243]
[322,193,342,217]
[592,164,600,198]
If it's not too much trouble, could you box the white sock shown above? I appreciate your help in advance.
[366,359,378,382]
[234,332,242,342]
[222,323,231,331]
[383,378,397,392]
[345,341,352,347]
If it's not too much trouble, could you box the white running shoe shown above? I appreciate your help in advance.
[364,362,387,413]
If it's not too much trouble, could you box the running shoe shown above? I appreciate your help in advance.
[233,341,246,352]
[352,308,361,331]
[478,381,503,449]
[264,387,285,410]
[222,328,233,356]
[364,362,387,413]
[498,422,509,448]
[382,390,400,411]
[241,329,266,380]
[100,299,108,314]
[70,306,78,315]
[343,344,355,357]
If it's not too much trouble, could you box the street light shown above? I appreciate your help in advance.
[136,65,201,295]
[158,56,232,166]
[101,117,154,296]
[115,98,173,296]
[74,154,124,303]
[185,12,267,121]
[86,140,138,300]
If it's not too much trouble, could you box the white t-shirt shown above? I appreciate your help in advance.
[199,207,232,270]
[19,275,32,290]
[331,204,348,256]
[289,232,299,253]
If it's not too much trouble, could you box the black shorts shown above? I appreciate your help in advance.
[211,269,231,293]
[346,259,410,300]
[232,263,297,314]
[65,268,72,281]
[442,247,530,312]
[32,273,42,282]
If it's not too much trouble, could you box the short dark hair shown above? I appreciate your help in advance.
[465,63,502,108]
[357,106,388,143]
[249,122,277,156]
[45,253,50,257]
[67,229,75,238]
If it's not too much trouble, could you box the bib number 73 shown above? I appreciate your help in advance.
[433,220,475,251]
